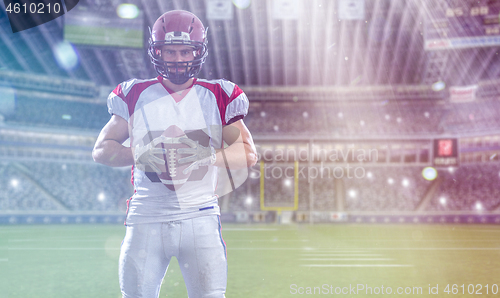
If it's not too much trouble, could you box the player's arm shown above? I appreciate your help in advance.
[92,114,134,167]
[216,119,258,168]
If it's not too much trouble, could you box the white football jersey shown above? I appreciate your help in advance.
[107,76,249,224]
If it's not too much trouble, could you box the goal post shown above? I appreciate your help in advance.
[259,160,299,221]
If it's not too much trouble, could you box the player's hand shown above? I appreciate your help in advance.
[177,138,216,174]
[134,141,167,175]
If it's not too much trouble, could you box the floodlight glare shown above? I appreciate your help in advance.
[432,80,446,91]
[422,167,438,181]
[117,4,140,19]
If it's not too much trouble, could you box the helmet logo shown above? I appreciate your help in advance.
[165,31,191,42]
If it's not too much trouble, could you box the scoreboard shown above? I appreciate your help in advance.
[433,138,459,166]
[424,0,500,50]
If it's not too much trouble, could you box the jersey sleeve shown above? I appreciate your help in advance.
[107,83,130,122]
[222,81,249,125]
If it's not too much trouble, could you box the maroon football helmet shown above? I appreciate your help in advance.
[148,10,208,84]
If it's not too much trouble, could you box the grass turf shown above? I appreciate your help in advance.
[1,224,500,297]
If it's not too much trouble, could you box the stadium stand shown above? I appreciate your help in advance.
[0,161,132,212]
[245,101,446,136]
[427,163,500,212]
[5,96,108,130]
[343,167,431,212]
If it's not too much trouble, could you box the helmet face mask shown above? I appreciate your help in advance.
[148,10,208,85]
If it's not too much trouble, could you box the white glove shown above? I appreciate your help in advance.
[134,141,167,175]
[177,138,216,174]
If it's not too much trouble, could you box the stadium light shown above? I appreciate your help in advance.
[53,41,79,71]
[10,178,19,188]
[283,179,292,187]
[233,0,251,9]
[260,111,266,117]
[117,4,140,19]
[475,202,483,211]
[98,192,106,202]
[366,171,373,179]
[245,196,253,205]
[439,197,446,205]
[402,178,410,187]
[432,80,446,92]
[348,189,357,198]
[387,178,394,185]
[422,167,438,181]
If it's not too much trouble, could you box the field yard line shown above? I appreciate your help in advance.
[303,250,371,252]
[300,258,395,261]
[8,238,106,242]
[229,239,309,242]
[370,247,500,250]
[0,258,8,261]
[229,247,308,250]
[301,264,413,267]
[295,239,500,242]
[307,247,500,251]
[8,247,119,250]
[222,228,278,231]
[228,247,500,251]
[300,254,384,256]
[452,228,500,233]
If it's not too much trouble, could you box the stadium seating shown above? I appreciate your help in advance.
[427,164,500,212]
[0,161,132,212]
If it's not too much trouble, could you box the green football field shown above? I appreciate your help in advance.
[1,223,500,297]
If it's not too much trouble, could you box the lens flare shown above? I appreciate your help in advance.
[422,167,438,181]
[117,4,140,19]
[53,41,78,70]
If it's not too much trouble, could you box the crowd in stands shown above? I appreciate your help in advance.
[343,166,430,211]
[227,169,261,212]
[244,101,446,136]
[441,99,500,134]
[2,92,500,215]
[2,160,500,214]
[5,96,109,131]
[0,166,62,211]
[426,164,500,212]
[5,95,499,138]
[0,161,132,213]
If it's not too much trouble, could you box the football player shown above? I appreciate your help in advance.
[92,10,258,298]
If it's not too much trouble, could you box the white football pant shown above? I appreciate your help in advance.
[119,215,227,298]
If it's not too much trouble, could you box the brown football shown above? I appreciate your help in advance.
[155,125,192,191]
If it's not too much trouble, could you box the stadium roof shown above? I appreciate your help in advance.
[1,0,500,92]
